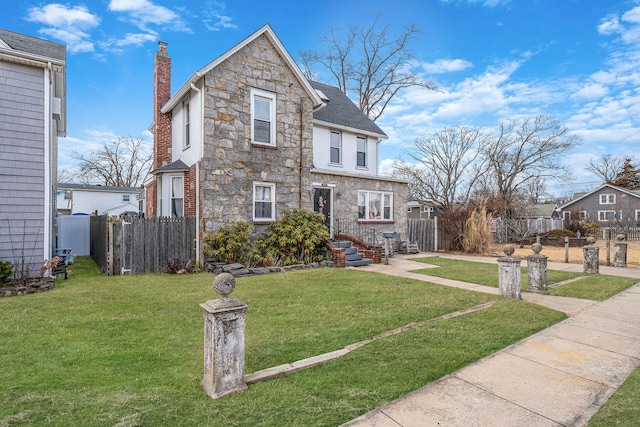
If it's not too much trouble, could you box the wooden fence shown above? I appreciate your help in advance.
[90,216,196,275]
[407,218,453,252]
[602,227,640,241]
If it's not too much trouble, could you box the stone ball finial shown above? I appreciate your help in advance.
[616,234,625,241]
[531,242,543,254]
[213,273,236,298]
[587,236,597,245]
[503,244,515,256]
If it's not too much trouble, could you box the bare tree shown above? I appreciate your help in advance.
[392,126,489,209]
[524,177,548,205]
[56,167,75,183]
[585,154,626,184]
[300,16,437,121]
[72,136,152,187]
[481,115,579,217]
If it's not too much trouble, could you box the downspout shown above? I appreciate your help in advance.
[191,82,202,264]
[299,96,303,209]
[43,62,52,259]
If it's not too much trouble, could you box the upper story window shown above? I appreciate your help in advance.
[358,190,393,221]
[600,194,615,204]
[251,89,276,146]
[183,99,190,149]
[171,176,184,217]
[253,182,276,221]
[122,194,131,202]
[356,136,367,168]
[330,131,342,164]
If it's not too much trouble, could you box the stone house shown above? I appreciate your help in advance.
[145,24,408,262]
[561,183,640,226]
[0,29,66,276]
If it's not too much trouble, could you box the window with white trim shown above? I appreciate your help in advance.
[600,194,615,204]
[171,176,184,217]
[253,182,275,221]
[636,210,640,221]
[183,99,190,149]
[579,211,587,219]
[251,89,276,146]
[330,131,341,164]
[356,136,367,167]
[358,190,393,221]
[598,210,616,221]
[122,194,130,202]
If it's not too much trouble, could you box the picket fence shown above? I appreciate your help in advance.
[90,216,196,275]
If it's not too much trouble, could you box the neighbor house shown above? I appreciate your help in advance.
[560,183,640,225]
[407,200,439,219]
[145,24,408,262]
[0,29,66,277]
[56,183,143,216]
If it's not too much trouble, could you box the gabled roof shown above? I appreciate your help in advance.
[310,81,387,139]
[561,183,640,210]
[0,28,65,65]
[519,203,559,218]
[162,24,323,113]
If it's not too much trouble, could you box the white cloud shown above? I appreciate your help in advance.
[598,15,623,35]
[572,83,610,100]
[26,4,100,53]
[423,58,472,74]
[439,0,511,7]
[203,11,237,31]
[115,32,157,47]
[108,0,191,33]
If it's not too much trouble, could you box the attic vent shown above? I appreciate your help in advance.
[314,89,329,102]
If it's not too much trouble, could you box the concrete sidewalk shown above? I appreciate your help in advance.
[342,254,640,426]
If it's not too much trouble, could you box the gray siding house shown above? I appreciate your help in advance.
[560,184,640,226]
[0,29,66,277]
[145,24,408,262]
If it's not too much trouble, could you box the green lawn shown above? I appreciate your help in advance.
[0,256,568,426]
[411,256,638,300]
[588,366,640,427]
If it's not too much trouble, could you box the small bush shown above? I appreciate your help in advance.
[463,204,491,254]
[164,259,195,274]
[264,209,329,266]
[547,229,575,238]
[0,260,12,284]
[202,222,252,265]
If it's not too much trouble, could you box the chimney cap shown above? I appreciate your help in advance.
[158,41,168,52]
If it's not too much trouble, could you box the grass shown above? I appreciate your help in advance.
[588,366,640,426]
[411,256,638,300]
[0,256,567,426]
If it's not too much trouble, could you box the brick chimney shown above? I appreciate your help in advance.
[154,41,172,169]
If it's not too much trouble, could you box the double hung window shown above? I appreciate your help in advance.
[600,194,615,204]
[171,176,184,217]
[251,89,276,146]
[356,136,367,167]
[330,131,341,164]
[254,182,275,221]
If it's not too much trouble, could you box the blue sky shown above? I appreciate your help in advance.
[2,0,639,197]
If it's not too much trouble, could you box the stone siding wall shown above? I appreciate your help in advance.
[310,171,409,237]
[200,34,314,233]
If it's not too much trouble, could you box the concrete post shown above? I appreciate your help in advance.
[527,243,548,293]
[497,245,521,300]
[613,234,627,268]
[583,236,599,274]
[201,273,248,399]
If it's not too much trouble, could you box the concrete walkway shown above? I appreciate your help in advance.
[342,253,640,427]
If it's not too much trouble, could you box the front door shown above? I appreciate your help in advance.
[314,188,332,229]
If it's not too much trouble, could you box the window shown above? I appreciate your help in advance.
[171,176,184,217]
[122,194,131,202]
[183,99,190,149]
[600,194,616,204]
[563,211,570,221]
[251,89,276,146]
[358,190,393,221]
[598,210,616,221]
[330,131,341,164]
[356,136,367,167]
[579,211,587,219]
[253,182,275,221]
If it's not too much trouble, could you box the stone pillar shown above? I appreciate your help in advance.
[201,273,248,399]
[497,245,521,300]
[527,243,548,293]
[613,234,627,268]
[583,236,599,274]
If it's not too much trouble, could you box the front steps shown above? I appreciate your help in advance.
[333,241,373,267]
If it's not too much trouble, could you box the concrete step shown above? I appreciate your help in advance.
[346,258,373,267]
[345,247,358,255]
[345,253,364,261]
[334,241,353,249]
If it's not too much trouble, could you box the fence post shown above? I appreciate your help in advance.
[497,245,521,300]
[613,234,627,268]
[583,237,600,274]
[107,221,114,276]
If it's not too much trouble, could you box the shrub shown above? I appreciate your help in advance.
[547,229,575,238]
[463,204,491,254]
[264,209,329,266]
[0,260,12,284]
[202,222,252,265]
